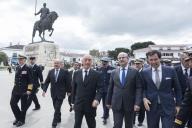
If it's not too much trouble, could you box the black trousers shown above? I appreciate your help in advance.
[52,97,64,123]
[74,109,96,128]
[26,87,40,110]
[113,109,134,128]
[68,95,72,107]
[102,92,109,119]
[147,104,174,128]
[133,103,145,124]
[10,94,28,122]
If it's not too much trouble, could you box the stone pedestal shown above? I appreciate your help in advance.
[23,41,59,66]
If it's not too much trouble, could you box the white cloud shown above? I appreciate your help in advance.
[1,0,192,52]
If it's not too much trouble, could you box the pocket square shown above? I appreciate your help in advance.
[165,77,171,80]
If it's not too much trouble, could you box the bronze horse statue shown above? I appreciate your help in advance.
[32,11,58,43]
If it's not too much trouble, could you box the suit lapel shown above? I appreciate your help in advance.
[123,68,131,88]
[115,68,122,87]
[114,68,122,87]
[147,68,156,88]
[159,66,165,89]
[190,68,192,76]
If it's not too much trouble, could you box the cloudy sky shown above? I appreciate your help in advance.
[1,0,192,53]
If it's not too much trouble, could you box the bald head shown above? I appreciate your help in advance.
[82,54,93,70]
[117,52,129,67]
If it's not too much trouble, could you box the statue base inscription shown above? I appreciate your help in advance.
[23,41,59,66]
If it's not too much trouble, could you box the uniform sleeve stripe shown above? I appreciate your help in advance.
[175,119,182,125]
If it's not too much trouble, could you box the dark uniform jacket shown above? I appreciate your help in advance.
[43,68,70,99]
[97,66,115,92]
[175,65,192,97]
[30,64,43,88]
[12,64,33,95]
[175,76,192,127]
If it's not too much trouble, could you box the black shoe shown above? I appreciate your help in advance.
[13,120,18,125]
[52,123,57,128]
[16,121,25,127]
[33,106,40,111]
[138,123,143,126]
[103,119,107,125]
[69,107,73,112]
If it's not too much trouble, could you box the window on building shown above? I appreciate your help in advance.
[162,53,173,56]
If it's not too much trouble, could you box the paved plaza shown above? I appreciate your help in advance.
[0,69,147,128]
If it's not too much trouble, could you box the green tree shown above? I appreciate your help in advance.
[108,48,130,60]
[89,49,100,57]
[131,41,155,51]
[0,52,8,66]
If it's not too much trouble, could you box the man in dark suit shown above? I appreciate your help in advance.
[133,59,145,127]
[106,52,142,128]
[175,52,192,127]
[68,62,80,112]
[42,59,70,128]
[71,55,103,128]
[10,54,33,127]
[174,54,192,128]
[141,50,182,128]
[27,57,43,111]
[175,52,192,98]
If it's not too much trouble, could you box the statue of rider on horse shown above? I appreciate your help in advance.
[32,3,58,43]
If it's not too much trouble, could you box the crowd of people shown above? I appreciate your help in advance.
[9,50,192,128]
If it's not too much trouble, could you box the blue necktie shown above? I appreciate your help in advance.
[121,68,125,86]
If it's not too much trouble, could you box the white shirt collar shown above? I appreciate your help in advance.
[181,64,188,71]
[120,64,128,70]
[152,64,162,72]
[20,64,25,68]
[55,68,60,72]
[83,68,90,73]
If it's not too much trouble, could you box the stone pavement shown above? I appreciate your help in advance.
[0,69,148,128]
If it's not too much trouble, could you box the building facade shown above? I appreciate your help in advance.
[133,44,191,60]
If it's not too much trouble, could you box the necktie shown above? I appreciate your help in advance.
[184,68,188,78]
[84,70,88,82]
[121,68,125,86]
[155,68,161,103]
[55,69,59,82]
[155,68,160,89]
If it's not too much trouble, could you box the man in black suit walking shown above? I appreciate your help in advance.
[27,56,43,111]
[174,52,192,127]
[42,59,70,128]
[175,52,192,98]
[71,55,103,128]
[106,52,142,128]
[68,62,80,112]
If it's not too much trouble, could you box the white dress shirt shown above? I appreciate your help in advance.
[181,64,190,76]
[152,64,162,84]
[82,68,90,81]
